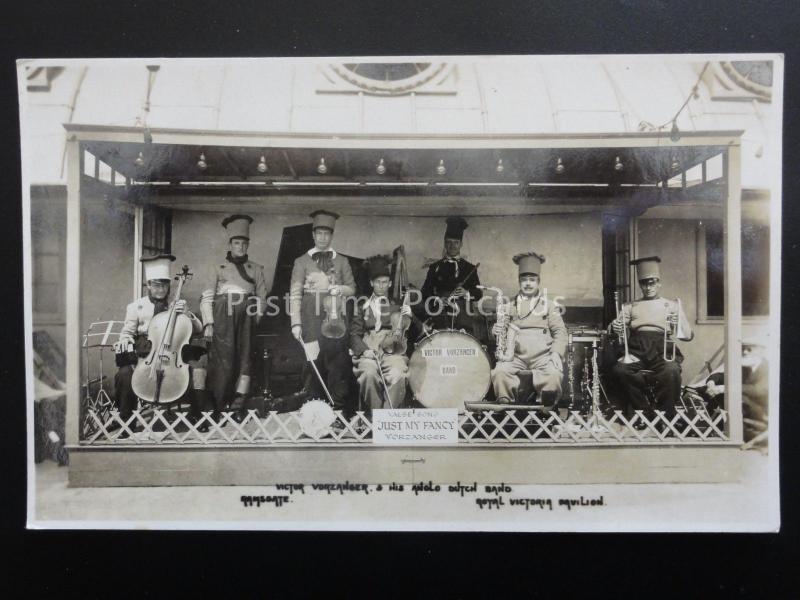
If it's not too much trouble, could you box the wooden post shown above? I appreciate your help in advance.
[133,205,143,300]
[65,140,82,446]
[724,145,743,443]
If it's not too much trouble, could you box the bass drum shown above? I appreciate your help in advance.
[408,330,491,409]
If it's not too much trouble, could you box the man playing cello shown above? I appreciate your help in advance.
[113,254,205,432]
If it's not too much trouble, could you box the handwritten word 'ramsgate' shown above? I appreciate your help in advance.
[240,495,290,508]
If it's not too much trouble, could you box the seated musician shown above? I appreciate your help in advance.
[490,252,567,410]
[201,214,268,421]
[113,254,204,430]
[289,210,355,414]
[694,339,768,441]
[419,216,484,339]
[349,256,428,411]
[609,256,693,418]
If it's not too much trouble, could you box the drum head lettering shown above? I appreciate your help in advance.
[409,331,490,409]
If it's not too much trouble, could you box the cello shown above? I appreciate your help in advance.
[131,266,194,404]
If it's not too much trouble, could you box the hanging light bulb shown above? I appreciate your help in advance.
[317,157,328,175]
[134,151,145,167]
[376,158,386,175]
[613,156,624,172]
[197,153,207,171]
[670,156,681,172]
[495,158,505,174]
[555,157,565,174]
[257,155,268,174]
[670,120,681,142]
[436,159,446,176]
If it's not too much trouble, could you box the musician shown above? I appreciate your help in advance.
[419,217,483,338]
[289,209,355,414]
[490,252,567,409]
[609,256,693,417]
[350,256,427,411]
[201,215,268,419]
[696,340,768,438]
[113,254,204,428]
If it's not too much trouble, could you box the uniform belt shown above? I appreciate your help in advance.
[517,326,548,332]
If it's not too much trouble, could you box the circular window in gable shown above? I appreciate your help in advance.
[330,62,448,95]
[719,61,773,100]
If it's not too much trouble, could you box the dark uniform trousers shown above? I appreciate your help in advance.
[300,293,350,413]
[113,365,140,421]
[207,292,254,411]
[610,331,682,417]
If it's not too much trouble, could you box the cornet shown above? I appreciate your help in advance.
[614,291,639,364]
[663,298,682,361]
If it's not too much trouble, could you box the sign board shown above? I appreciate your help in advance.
[371,408,459,445]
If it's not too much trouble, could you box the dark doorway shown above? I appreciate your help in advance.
[601,213,632,328]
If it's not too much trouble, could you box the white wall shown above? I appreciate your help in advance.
[637,218,769,384]
[80,195,135,338]
[171,210,605,313]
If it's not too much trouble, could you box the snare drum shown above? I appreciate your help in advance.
[408,330,491,409]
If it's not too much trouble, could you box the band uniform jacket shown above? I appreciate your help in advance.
[499,295,568,362]
[420,257,483,302]
[120,295,203,342]
[201,259,269,323]
[289,250,356,328]
[624,297,693,340]
[349,297,423,357]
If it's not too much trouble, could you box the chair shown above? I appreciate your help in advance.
[639,369,659,409]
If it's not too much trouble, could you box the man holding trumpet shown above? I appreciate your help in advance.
[609,256,693,418]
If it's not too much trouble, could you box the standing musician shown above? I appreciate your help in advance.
[490,251,567,409]
[201,215,268,419]
[350,256,429,411]
[609,256,693,417]
[289,210,355,414]
[419,216,483,338]
[114,254,205,427]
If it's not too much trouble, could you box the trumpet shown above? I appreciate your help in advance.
[663,298,682,361]
[614,291,639,364]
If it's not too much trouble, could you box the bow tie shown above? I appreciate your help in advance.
[312,250,333,268]
[443,257,460,277]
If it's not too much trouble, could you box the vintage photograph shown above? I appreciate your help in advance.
[20,55,781,530]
